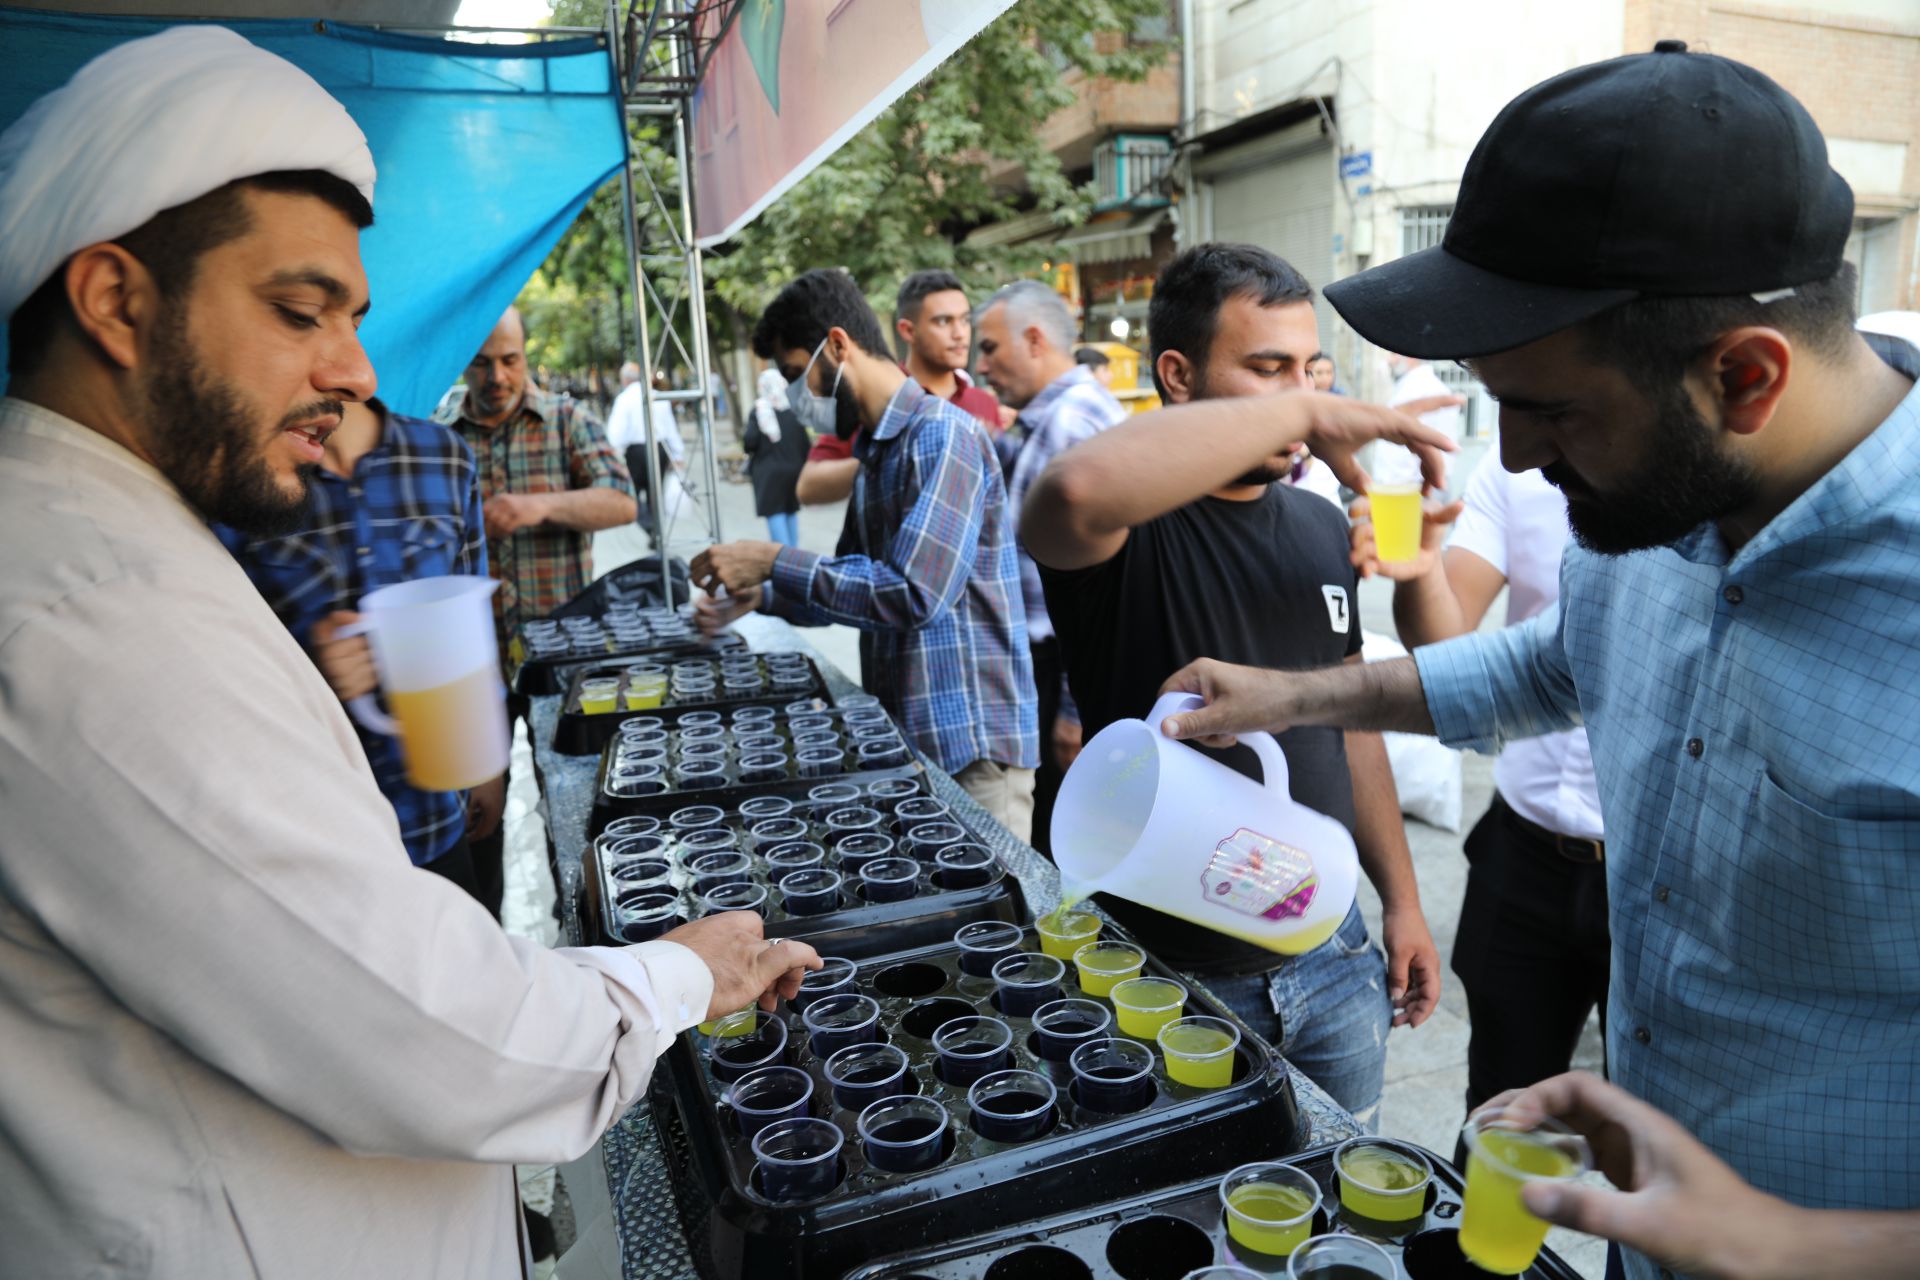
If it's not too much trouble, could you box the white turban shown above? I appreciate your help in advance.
[0,25,377,321]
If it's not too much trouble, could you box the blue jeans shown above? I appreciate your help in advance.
[1198,906,1392,1131]
[765,511,799,546]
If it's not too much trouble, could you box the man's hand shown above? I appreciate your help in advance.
[1349,494,1466,582]
[309,611,378,701]
[690,541,782,595]
[466,773,506,841]
[1483,1073,1803,1280]
[693,586,764,636]
[1052,715,1084,770]
[661,912,822,1015]
[484,492,550,539]
[1156,658,1297,748]
[1294,392,1461,495]
[1382,905,1441,1028]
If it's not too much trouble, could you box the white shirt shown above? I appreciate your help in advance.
[1376,362,1463,486]
[1446,459,1604,840]
[0,398,712,1278]
[606,382,685,464]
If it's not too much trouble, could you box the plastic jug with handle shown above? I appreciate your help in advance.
[1050,691,1359,955]
[338,576,509,791]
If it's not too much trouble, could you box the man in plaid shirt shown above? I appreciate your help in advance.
[692,269,1039,837]
[438,306,638,674]
[218,399,501,912]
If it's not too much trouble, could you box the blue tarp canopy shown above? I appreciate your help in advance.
[0,11,626,417]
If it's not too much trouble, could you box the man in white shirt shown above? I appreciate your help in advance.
[605,360,688,539]
[0,29,814,1278]
[1353,457,1608,1157]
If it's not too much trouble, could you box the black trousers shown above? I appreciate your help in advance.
[421,830,490,909]
[1452,794,1611,1111]
[1029,636,1064,855]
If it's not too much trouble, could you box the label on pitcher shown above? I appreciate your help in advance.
[1199,828,1319,922]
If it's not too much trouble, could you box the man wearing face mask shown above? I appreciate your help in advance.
[692,268,1039,836]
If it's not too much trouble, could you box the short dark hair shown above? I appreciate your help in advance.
[895,269,966,326]
[7,169,373,378]
[752,267,890,363]
[1074,346,1110,368]
[1307,351,1334,369]
[1572,263,1859,386]
[1148,243,1314,398]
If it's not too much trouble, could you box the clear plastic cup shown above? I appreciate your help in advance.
[737,794,794,822]
[668,803,726,834]
[858,856,921,904]
[676,739,730,762]
[1335,1136,1433,1230]
[1075,942,1148,999]
[1030,998,1113,1063]
[614,890,681,943]
[736,734,785,755]
[991,952,1067,1018]
[892,796,951,834]
[1459,1107,1594,1275]
[934,843,998,890]
[823,1041,911,1111]
[824,804,884,837]
[750,816,811,854]
[601,832,668,864]
[601,814,662,841]
[689,850,754,896]
[1036,908,1102,960]
[857,1094,949,1174]
[1110,975,1187,1038]
[778,867,844,917]
[1287,1234,1394,1280]
[1158,1015,1241,1090]
[674,759,727,791]
[1068,1036,1156,1113]
[728,1064,813,1138]
[678,723,728,744]
[796,747,846,778]
[791,956,857,1012]
[932,1014,1015,1087]
[679,826,740,859]
[678,710,723,728]
[1183,1268,1263,1280]
[700,881,769,917]
[801,992,882,1057]
[967,1068,1057,1143]
[1220,1162,1322,1261]
[706,1009,788,1083]
[607,858,672,892]
[788,713,835,735]
[792,730,844,753]
[865,777,921,811]
[857,738,910,769]
[766,842,827,878]
[752,1116,844,1202]
[833,831,896,876]
[733,704,778,724]
[954,920,1024,977]
[905,821,968,862]
[608,765,667,798]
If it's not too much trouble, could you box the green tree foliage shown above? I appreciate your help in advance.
[530,0,1171,378]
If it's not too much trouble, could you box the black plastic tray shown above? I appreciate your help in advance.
[509,627,745,696]
[845,1144,1584,1280]
[551,655,830,754]
[583,775,1028,958]
[590,716,919,812]
[649,924,1305,1279]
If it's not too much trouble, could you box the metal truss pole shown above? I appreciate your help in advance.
[673,108,724,546]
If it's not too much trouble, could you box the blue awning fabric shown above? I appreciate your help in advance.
[0,12,626,418]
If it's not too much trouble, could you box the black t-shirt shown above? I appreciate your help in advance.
[1039,484,1364,975]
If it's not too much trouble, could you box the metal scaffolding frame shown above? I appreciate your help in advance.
[607,1,747,603]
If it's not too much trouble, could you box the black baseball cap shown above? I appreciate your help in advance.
[1323,41,1854,359]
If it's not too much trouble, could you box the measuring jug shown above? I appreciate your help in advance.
[1051,691,1358,954]
[339,576,509,791]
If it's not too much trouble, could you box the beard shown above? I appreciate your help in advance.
[1189,364,1293,487]
[832,377,862,440]
[1548,383,1757,556]
[145,316,322,536]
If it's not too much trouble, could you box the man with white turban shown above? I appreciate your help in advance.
[0,26,816,1279]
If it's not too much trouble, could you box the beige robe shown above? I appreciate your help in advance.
[0,397,711,1278]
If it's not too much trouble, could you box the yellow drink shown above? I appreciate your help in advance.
[1159,1022,1235,1088]
[696,1008,756,1037]
[1115,999,1182,1038]
[384,667,509,790]
[1038,909,1101,959]
[1337,1143,1430,1225]
[1460,1129,1578,1274]
[625,683,665,710]
[1074,944,1144,997]
[579,692,618,714]
[1110,976,1184,1036]
[1225,1182,1315,1257]
[1370,484,1423,563]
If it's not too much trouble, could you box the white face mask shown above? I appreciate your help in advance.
[788,338,845,436]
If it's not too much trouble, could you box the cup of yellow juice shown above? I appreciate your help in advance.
[1219,1161,1320,1262]
[1334,1137,1432,1231]
[1459,1108,1592,1275]
[1108,975,1184,1037]
[1036,907,1101,960]
[1157,1014,1239,1089]
[1368,483,1423,564]
[579,677,620,714]
[1073,941,1145,998]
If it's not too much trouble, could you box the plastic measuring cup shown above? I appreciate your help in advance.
[729,1065,813,1138]
[1158,1015,1241,1089]
[1286,1234,1394,1280]
[1459,1108,1593,1274]
[823,1041,911,1111]
[991,952,1067,1018]
[967,1069,1057,1143]
[1220,1161,1322,1262]
[1053,691,1359,955]
[751,1116,844,1202]
[1031,998,1113,1063]
[858,1095,949,1174]
[1110,976,1187,1038]
[1068,1037,1156,1113]
[932,1015,1014,1087]
[1036,908,1102,959]
[1335,1136,1433,1229]
[802,992,882,1057]
[1074,942,1146,998]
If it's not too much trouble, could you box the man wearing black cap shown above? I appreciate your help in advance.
[1158,44,1920,1278]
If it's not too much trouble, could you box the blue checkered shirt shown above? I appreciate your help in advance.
[1418,334,1920,1278]
[766,379,1038,774]
[217,410,487,866]
[1004,364,1127,644]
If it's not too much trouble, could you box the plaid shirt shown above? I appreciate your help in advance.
[1418,333,1920,1278]
[1004,364,1126,644]
[217,409,486,866]
[439,384,634,669]
[766,379,1037,773]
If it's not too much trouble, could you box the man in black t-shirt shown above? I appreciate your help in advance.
[1024,243,1447,1129]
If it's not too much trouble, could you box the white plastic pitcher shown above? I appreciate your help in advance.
[339,576,509,792]
[1051,691,1359,955]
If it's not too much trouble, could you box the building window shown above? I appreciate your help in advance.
[1846,217,1901,315]
[1400,205,1452,256]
